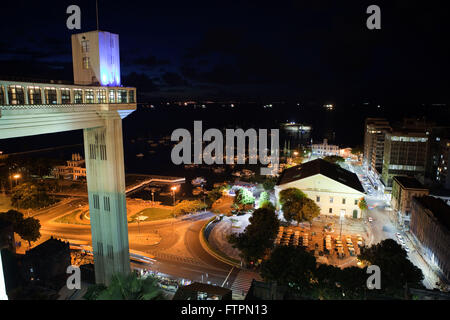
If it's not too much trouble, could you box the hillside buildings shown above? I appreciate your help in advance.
[275,159,365,219]
[53,153,86,181]
[311,139,340,157]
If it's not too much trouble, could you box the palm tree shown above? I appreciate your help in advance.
[84,272,165,300]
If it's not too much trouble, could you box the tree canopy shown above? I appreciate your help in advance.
[11,182,52,209]
[358,197,368,211]
[258,191,272,208]
[260,239,424,299]
[234,188,255,206]
[18,217,41,246]
[84,272,165,300]
[261,246,317,292]
[0,210,41,246]
[358,239,424,295]
[262,177,277,191]
[279,188,320,225]
[172,200,207,216]
[323,156,345,164]
[228,207,279,265]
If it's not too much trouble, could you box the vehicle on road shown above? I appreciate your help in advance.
[368,217,373,222]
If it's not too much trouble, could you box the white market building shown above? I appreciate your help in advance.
[275,159,366,219]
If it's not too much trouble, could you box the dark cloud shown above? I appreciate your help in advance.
[122,72,160,96]
[133,55,170,68]
[161,72,189,87]
[1,0,449,101]
[184,28,244,58]
[0,60,73,81]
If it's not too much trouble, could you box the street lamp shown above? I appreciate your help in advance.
[11,174,21,188]
[171,186,178,205]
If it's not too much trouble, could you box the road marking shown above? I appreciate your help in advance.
[222,266,234,287]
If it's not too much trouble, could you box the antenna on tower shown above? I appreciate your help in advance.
[96,0,99,30]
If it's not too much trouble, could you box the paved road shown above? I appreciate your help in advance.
[32,200,254,294]
[352,162,443,290]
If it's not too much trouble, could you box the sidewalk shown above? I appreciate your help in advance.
[405,231,449,289]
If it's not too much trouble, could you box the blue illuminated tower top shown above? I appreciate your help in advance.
[71,30,121,87]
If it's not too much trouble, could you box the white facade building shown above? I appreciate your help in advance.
[54,153,87,181]
[275,159,366,219]
[312,139,340,156]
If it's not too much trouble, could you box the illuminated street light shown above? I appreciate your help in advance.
[171,186,178,205]
[10,173,21,188]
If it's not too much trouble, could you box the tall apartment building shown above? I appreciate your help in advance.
[427,127,450,189]
[381,119,433,188]
[363,118,391,175]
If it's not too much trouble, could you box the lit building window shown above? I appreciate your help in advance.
[83,57,90,69]
[85,89,94,104]
[82,40,90,53]
[74,89,83,103]
[97,89,107,103]
[28,87,42,105]
[117,90,128,103]
[44,88,58,104]
[109,90,116,103]
[8,85,25,105]
[128,90,135,103]
[61,89,71,104]
[0,86,4,105]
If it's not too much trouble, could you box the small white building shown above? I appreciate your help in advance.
[312,139,340,156]
[53,153,86,181]
[275,159,365,219]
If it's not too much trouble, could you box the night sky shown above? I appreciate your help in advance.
[0,0,449,102]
